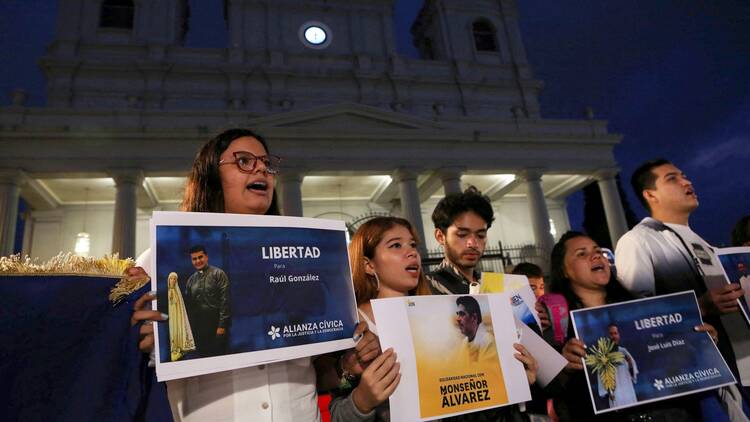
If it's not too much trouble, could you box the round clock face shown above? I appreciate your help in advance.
[304,26,327,45]
[299,21,332,49]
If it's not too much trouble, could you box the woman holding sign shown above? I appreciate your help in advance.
[549,231,716,422]
[330,217,538,421]
[129,128,341,421]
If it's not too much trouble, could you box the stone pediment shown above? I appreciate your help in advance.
[248,103,442,132]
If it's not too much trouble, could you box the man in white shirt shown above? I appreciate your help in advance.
[598,324,638,408]
[615,159,750,413]
[615,159,744,313]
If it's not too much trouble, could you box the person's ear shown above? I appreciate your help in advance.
[435,228,446,245]
[363,257,376,277]
[643,189,658,207]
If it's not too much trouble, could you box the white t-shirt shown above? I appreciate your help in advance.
[137,249,321,422]
[616,219,750,386]
[664,223,726,279]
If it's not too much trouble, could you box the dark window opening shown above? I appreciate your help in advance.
[472,20,497,52]
[100,0,135,29]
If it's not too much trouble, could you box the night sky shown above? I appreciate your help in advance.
[1,0,748,246]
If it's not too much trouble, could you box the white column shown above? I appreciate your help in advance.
[278,169,305,217]
[518,169,554,254]
[110,169,144,259]
[0,169,24,256]
[595,169,628,246]
[438,166,464,196]
[394,168,427,254]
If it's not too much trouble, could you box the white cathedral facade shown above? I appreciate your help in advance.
[0,0,628,268]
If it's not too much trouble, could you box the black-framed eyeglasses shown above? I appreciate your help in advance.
[219,151,282,174]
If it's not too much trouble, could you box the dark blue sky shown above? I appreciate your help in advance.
[2,1,748,245]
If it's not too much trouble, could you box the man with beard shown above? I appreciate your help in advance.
[428,187,493,295]
[455,296,498,365]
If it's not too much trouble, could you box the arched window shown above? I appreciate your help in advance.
[472,20,497,52]
[100,0,135,29]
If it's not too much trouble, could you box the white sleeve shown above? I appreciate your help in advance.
[615,231,656,297]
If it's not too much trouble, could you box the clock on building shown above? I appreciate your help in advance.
[299,21,332,49]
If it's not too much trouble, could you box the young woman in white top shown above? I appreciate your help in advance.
[130,128,328,421]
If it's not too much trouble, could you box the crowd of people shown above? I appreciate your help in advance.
[129,128,750,422]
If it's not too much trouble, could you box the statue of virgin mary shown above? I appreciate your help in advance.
[167,272,195,361]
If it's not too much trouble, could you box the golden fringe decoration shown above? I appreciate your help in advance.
[0,252,149,305]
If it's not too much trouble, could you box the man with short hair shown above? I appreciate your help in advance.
[512,262,545,299]
[429,186,494,295]
[455,296,497,364]
[185,245,231,357]
[616,159,750,417]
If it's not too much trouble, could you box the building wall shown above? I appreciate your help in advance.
[24,196,569,261]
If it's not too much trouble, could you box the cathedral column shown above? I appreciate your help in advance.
[518,169,554,254]
[394,168,427,255]
[595,169,628,246]
[438,166,464,196]
[110,169,143,259]
[0,169,24,256]
[278,169,305,217]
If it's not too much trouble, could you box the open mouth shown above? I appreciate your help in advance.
[591,263,606,272]
[405,264,420,274]
[247,181,268,192]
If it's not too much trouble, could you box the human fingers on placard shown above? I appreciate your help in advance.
[355,328,378,353]
[139,335,155,353]
[535,302,551,330]
[717,295,740,313]
[126,266,148,279]
[139,324,155,353]
[513,344,537,368]
[357,334,382,363]
[513,343,538,384]
[368,348,395,380]
[375,361,400,402]
[132,309,166,326]
[341,349,365,376]
[369,352,399,402]
[132,291,155,311]
[131,291,161,325]
[694,323,719,343]
[353,321,368,341]
[562,339,585,370]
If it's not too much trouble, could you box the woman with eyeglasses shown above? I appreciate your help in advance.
[129,128,328,421]
[547,231,717,422]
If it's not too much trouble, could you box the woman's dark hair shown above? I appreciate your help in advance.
[181,128,280,215]
[548,231,632,309]
[731,215,750,247]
